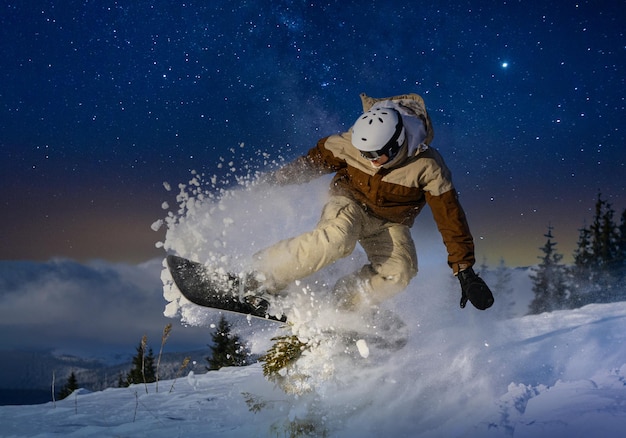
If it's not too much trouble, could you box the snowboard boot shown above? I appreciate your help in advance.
[237,272,274,314]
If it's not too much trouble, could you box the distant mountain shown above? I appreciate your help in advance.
[0,349,211,405]
[0,389,51,405]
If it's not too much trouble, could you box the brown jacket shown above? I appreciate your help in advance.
[273,93,475,273]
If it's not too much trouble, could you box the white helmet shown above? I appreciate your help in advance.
[351,107,406,160]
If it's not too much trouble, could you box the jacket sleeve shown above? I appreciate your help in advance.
[425,189,475,274]
[270,136,346,185]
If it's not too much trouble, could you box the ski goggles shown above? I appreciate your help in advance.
[360,143,396,160]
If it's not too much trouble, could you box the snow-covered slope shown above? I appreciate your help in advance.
[1,301,625,437]
[3,172,625,437]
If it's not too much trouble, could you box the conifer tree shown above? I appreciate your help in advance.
[570,193,623,305]
[494,258,515,318]
[477,257,490,277]
[618,209,626,278]
[528,225,569,314]
[57,371,79,400]
[570,225,595,307]
[613,208,626,301]
[123,338,157,386]
[206,314,250,371]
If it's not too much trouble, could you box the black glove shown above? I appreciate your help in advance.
[458,267,494,310]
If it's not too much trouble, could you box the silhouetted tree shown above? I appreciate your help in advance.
[206,315,250,371]
[528,225,569,314]
[569,193,624,305]
[123,337,156,387]
[57,371,79,400]
[616,208,626,281]
[569,224,595,307]
[494,258,516,318]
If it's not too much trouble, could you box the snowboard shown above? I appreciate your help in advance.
[166,255,287,322]
[166,254,407,352]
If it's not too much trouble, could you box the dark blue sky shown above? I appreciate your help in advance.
[1,0,624,266]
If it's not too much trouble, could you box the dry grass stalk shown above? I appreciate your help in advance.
[156,323,173,392]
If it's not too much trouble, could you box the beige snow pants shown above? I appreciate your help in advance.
[252,196,418,309]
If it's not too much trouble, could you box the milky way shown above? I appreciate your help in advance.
[1,0,624,265]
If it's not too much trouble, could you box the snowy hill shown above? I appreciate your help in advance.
[0,350,208,405]
[1,301,625,437]
[3,173,625,436]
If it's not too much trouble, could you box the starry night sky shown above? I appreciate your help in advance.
[1,0,624,266]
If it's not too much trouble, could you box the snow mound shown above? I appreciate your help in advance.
[141,170,626,437]
[2,304,626,436]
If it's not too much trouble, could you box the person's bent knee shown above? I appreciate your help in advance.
[367,264,416,305]
[385,259,417,288]
[319,225,358,258]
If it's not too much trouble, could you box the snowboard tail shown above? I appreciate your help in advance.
[166,255,287,322]
[166,255,406,352]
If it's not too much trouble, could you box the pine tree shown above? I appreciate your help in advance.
[570,225,595,307]
[614,208,626,301]
[206,314,250,371]
[528,225,569,314]
[57,371,79,400]
[494,258,516,318]
[123,337,157,386]
[570,193,623,305]
[596,198,619,268]
[618,209,626,277]
[477,256,490,277]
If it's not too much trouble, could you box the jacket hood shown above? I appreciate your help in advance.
[371,102,428,169]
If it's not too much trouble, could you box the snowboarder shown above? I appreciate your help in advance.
[247,93,494,313]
